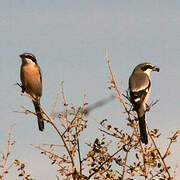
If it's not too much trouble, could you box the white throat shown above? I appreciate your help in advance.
[144,69,152,76]
[23,58,36,65]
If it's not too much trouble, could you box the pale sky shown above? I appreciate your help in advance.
[0,1,179,179]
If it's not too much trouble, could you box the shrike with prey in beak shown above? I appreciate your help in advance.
[19,53,44,131]
[129,63,160,144]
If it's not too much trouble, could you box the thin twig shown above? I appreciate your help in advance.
[62,107,81,136]
[133,123,149,179]
[174,165,178,180]
[75,126,82,175]
[31,144,70,163]
[56,175,60,180]
[146,99,160,112]
[61,82,68,120]
[163,131,180,159]
[122,129,135,179]
[41,143,64,147]
[87,148,122,180]
[105,49,129,114]
[40,105,75,168]
[50,92,60,118]
[1,124,16,179]
[13,106,36,116]
[14,106,49,123]
[148,127,172,179]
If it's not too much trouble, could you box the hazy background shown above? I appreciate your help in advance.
[0,1,179,179]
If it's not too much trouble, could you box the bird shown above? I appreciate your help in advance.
[19,52,44,131]
[129,63,160,144]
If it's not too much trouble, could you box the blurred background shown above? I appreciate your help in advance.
[0,1,179,179]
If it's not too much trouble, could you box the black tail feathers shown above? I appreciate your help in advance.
[33,101,44,131]
[138,114,148,144]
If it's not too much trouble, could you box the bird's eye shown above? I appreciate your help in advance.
[26,55,37,63]
[141,65,153,71]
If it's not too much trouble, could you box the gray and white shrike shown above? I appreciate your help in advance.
[19,53,44,131]
[129,63,160,144]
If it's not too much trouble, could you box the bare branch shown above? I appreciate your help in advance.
[0,124,16,179]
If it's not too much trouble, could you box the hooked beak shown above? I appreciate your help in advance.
[153,66,160,72]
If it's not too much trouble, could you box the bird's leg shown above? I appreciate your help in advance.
[21,87,26,93]
[15,82,26,93]
[145,103,151,112]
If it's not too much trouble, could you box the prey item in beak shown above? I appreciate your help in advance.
[153,66,160,72]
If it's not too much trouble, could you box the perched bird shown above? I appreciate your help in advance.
[19,53,44,131]
[129,63,160,144]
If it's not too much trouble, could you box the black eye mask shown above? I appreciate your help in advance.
[26,55,37,64]
[141,65,153,71]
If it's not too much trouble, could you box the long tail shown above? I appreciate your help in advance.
[32,100,44,131]
[137,105,148,144]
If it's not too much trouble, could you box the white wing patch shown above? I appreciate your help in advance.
[134,98,140,102]
[132,86,147,92]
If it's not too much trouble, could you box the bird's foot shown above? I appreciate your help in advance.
[146,104,151,111]
[15,82,25,93]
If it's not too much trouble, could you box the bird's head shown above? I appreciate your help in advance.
[19,53,37,64]
[134,62,160,76]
